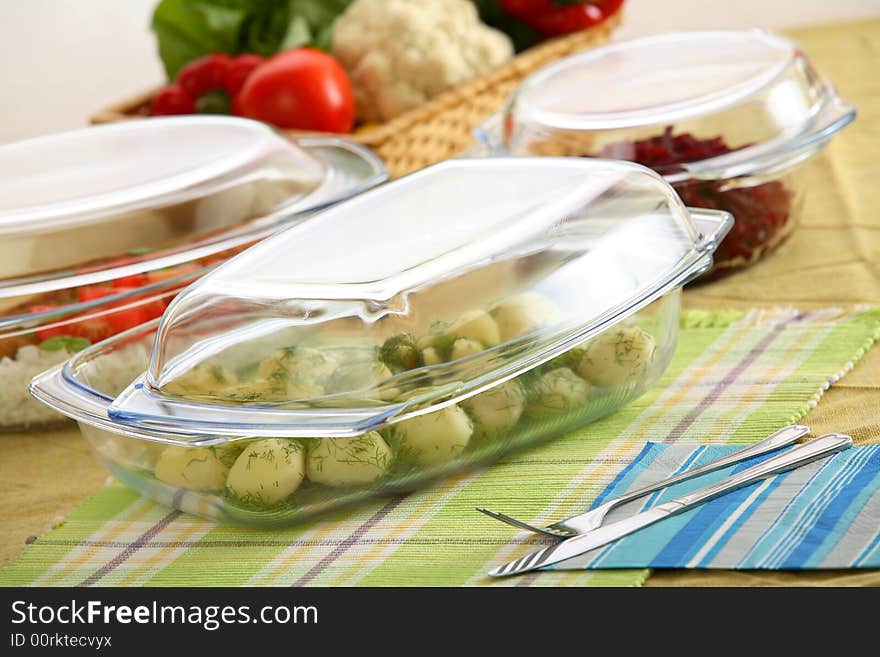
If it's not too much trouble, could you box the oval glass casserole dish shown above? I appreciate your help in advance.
[31,158,732,526]
[0,115,386,287]
[0,115,386,430]
[475,29,855,278]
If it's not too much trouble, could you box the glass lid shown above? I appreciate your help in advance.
[0,116,386,299]
[106,157,731,438]
[497,30,855,180]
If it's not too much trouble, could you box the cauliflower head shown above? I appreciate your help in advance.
[332,0,514,122]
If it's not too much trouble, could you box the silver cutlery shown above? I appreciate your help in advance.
[489,432,853,577]
[477,424,811,538]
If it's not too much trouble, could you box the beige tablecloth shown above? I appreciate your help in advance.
[1,17,879,587]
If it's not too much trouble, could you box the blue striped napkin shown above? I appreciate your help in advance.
[549,442,880,570]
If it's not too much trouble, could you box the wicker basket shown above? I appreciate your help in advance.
[91,14,620,179]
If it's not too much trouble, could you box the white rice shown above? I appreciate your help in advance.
[76,341,152,397]
[0,344,74,428]
[0,341,152,429]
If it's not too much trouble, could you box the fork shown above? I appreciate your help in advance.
[476,424,810,538]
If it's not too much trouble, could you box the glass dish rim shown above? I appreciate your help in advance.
[31,204,732,442]
[481,29,855,182]
[511,29,804,131]
[0,127,388,300]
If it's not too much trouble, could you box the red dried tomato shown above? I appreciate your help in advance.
[597,127,793,278]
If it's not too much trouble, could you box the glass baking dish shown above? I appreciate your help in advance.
[0,116,386,430]
[0,266,207,430]
[31,158,732,526]
[474,30,855,278]
[0,115,386,290]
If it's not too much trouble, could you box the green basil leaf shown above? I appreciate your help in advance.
[38,335,92,353]
[152,0,354,81]
[152,0,246,79]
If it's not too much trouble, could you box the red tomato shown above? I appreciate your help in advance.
[28,305,68,341]
[236,48,355,133]
[99,287,151,334]
[112,273,149,288]
[150,84,195,116]
[223,54,265,97]
[105,306,148,334]
[78,285,115,303]
[138,296,170,322]
[68,316,115,343]
[178,53,231,98]
[144,263,202,285]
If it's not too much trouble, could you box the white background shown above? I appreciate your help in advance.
[2,0,879,142]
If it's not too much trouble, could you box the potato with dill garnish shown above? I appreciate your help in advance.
[422,347,443,365]
[446,309,500,347]
[251,346,337,400]
[491,292,561,342]
[450,337,484,361]
[525,367,591,416]
[327,360,393,396]
[386,405,473,465]
[266,347,338,383]
[576,326,656,387]
[461,380,525,440]
[306,432,393,487]
[154,446,231,491]
[226,439,305,506]
[162,363,238,397]
[380,333,423,372]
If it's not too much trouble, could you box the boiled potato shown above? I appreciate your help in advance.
[417,334,440,350]
[163,363,238,397]
[422,347,443,365]
[450,337,484,361]
[380,333,422,372]
[254,346,337,400]
[257,347,337,383]
[221,376,324,403]
[446,310,500,347]
[491,292,560,342]
[525,367,590,416]
[213,442,250,468]
[306,432,393,487]
[461,380,525,439]
[576,326,656,387]
[327,361,393,395]
[226,438,305,505]
[389,405,473,465]
[155,446,230,491]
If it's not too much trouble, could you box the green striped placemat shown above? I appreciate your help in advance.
[2,307,879,587]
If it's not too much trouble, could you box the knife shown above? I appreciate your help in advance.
[488,432,853,577]
[479,424,810,538]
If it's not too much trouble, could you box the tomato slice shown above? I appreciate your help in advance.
[67,316,116,343]
[28,305,69,341]
[135,296,170,323]
[78,285,115,303]
[144,263,202,284]
[105,306,148,334]
[112,273,149,288]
